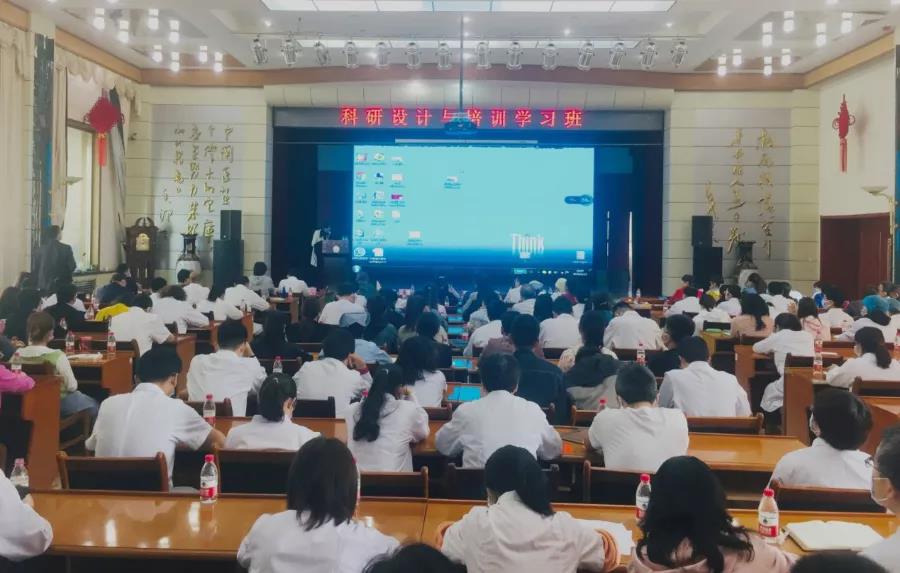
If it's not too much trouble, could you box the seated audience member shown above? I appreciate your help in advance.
[630,456,796,573]
[587,363,688,472]
[570,280,590,319]
[558,310,617,373]
[435,353,562,467]
[346,319,392,365]
[822,286,854,330]
[706,276,722,301]
[248,261,275,296]
[397,335,447,407]
[716,284,743,317]
[97,273,134,307]
[380,289,405,330]
[86,346,225,484]
[797,296,831,341]
[665,286,702,317]
[667,274,693,304]
[511,284,537,315]
[770,389,872,489]
[766,281,797,316]
[237,438,398,572]
[152,285,210,334]
[441,445,616,573]
[0,462,53,561]
[729,293,774,338]
[224,373,319,450]
[828,327,900,389]
[753,313,815,414]
[793,554,887,573]
[743,272,766,295]
[659,336,750,417]
[416,311,452,367]
[511,314,568,423]
[278,268,309,296]
[539,296,582,350]
[841,305,897,343]
[319,282,366,327]
[0,363,35,394]
[532,294,554,324]
[187,319,266,416]
[196,284,243,321]
[224,276,270,313]
[5,289,42,342]
[693,293,732,333]
[18,312,98,419]
[587,291,614,325]
[40,281,86,312]
[812,281,827,308]
[862,423,900,571]
[460,283,493,324]
[109,294,174,355]
[399,295,437,345]
[0,286,19,320]
[149,276,167,305]
[464,298,505,356]
[287,296,327,344]
[363,295,399,354]
[603,301,665,351]
[365,544,464,573]
[182,271,209,306]
[504,277,523,305]
[294,329,372,418]
[878,281,900,313]
[553,277,577,304]
[565,346,622,410]
[647,314,695,378]
[44,282,86,338]
[481,310,544,360]
[95,299,130,321]
[251,312,303,360]
[346,364,429,472]
[114,263,139,294]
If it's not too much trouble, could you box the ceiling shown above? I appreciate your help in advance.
[13,0,900,75]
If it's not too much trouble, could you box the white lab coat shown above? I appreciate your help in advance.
[183,283,210,306]
[196,298,243,321]
[224,416,320,450]
[768,294,796,317]
[0,469,52,561]
[435,390,562,468]
[717,297,742,317]
[512,298,536,315]
[603,311,664,351]
[863,530,900,573]
[659,361,751,417]
[539,314,582,350]
[410,370,447,408]
[824,352,900,389]
[40,294,86,312]
[109,307,172,355]
[839,318,898,344]
[665,296,702,318]
[318,298,366,326]
[693,308,732,332]
[753,329,815,412]
[225,284,270,313]
[770,438,871,490]
[587,407,689,473]
[823,307,854,331]
[278,276,309,295]
[346,395,429,472]
[504,286,522,304]
[187,350,267,416]
[293,358,372,418]
[151,297,210,334]
[465,320,502,356]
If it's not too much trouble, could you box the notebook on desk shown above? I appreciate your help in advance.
[575,520,634,556]
[447,386,481,402]
[786,520,883,551]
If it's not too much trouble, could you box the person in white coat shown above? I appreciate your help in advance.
[441,445,617,573]
[109,295,174,355]
[224,277,270,313]
[664,287,702,318]
[196,285,244,322]
[770,389,873,490]
[278,268,309,296]
[294,329,372,418]
[346,364,429,472]
[821,287,855,331]
[659,337,750,417]
[840,311,898,345]
[511,284,537,316]
[862,423,900,572]
[396,335,447,407]
[318,283,366,326]
[182,271,210,307]
[435,353,562,468]
[151,285,210,334]
[0,468,53,561]
[539,297,582,350]
[693,294,732,333]
[224,374,320,450]
[464,299,505,357]
[826,327,900,389]
[504,277,523,305]
[716,285,743,317]
[238,438,399,573]
[603,302,664,351]
[752,313,815,414]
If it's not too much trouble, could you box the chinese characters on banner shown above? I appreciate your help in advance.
[757,129,776,258]
[727,128,746,254]
[338,106,585,129]
[161,123,236,239]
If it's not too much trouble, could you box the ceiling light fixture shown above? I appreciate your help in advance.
[168,19,180,43]
[169,51,180,72]
[541,42,558,70]
[763,55,772,76]
[576,41,594,71]
[198,45,209,64]
[252,36,269,64]
[782,10,794,33]
[841,12,853,34]
[107,0,117,4]
[780,48,792,67]
[151,44,163,63]
[671,39,687,67]
[640,40,657,70]
[563,28,571,36]
[147,8,159,31]
[717,54,727,77]
[314,41,330,65]
[117,19,129,43]
[263,19,272,28]
[731,47,742,67]
[343,40,359,68]
[816,22,827,47]
[506,41,522,70]
[761,21,773,47]
[826,0,838,5]
[609,41,626,70]
[405,42,421,69]
[92,8,106,30]
[437,41,452,70]
[665,21,673,28]
[374,41,390,69]
[281,35,300,66]
[475,41,491,69]
[213,52,224,73]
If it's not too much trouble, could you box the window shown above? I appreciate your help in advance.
[62,122,100,270]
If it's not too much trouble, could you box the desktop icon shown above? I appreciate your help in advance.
[576,250,586,261]
[372,247,384,257]
[353,247,366,257]
[391,173,404,183]
[390,193,404,201]
[354,229,365,238]
[373,191,386,201]
[356,209,365,219]
[445,175,459,184]
[373,229,384,238]
[374,172,385,183]
[355,153,367,162]
[391,156,403,164]
[355,172,367,183]
[391,210,401,219]
[408,230,422,239]
[373,209,385,219]
[373,152,386,161]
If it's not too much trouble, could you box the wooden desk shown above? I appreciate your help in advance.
[190,314,254,351]
[734,345,775,395]
[0,375,61,488]
[215,417,349,443]
[169,334,196,396]
[269,297,299,324]
[69,352,134,396]
[862,396,900,454]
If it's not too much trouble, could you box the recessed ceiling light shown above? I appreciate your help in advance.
[563,28,571,36]
[314,0,378,10]
[433,1,489,11]
[375,1,433,10]
[168,19,180,43]
[214,52,224,72]
[147,8,159,31]
[260,0,316,9]
[609,1,674,13]
[117,19,129,43]
[263,19,272,27]
[551,1,612,12]
[92,8,105,30]
[763,56,772,76]
[717,54,727,77]
[816,22,827,46]
[665,21,673,28]
[491,1,552,11]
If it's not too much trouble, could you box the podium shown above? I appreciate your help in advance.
[322,239,350,286]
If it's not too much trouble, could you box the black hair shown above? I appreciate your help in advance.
[781,282,792,297]
[813,388,872,450]
[869,310,892,327]
[683,286,699,298]
[824,286,847,306]
[253,261,268,276]
[486,298,506,322]
[678,336,710,363]
[699,294,716,311]
[876,423,900,489]
[791,553,887,573]
[261,312,289,348]
[47,225,61,239]
[588,291,612,312]
[207,284,225,302]
[132,294,153,310]
[17,289,42,314]
[161,285,187,301]
[287,438,357,530]
[637,456,753,573]
[258,373,297,422]
[723,285,742,299]
[26,311,54,343]
[797,297,818,320]
[613,301,632,315]
[337,282,358,297]
[519,284,537,300]
[366,294,386,318]
[665,314,696,344]
[217,318,248,350]
[381,288,399,308]
[510,314,540,349]
[579,310,607,347]
[551,296,573,316]
[499,310,520,335]
[353,364,404,442]
[136,346,183,383]
[56,282,77,303]
[302,296,321,320]
[416,311,442,339]
[681,274,693,284]
[363,544,465,573]
[479,352,520,392]
[111,273,128,283]
[767,281,782,296]
[322,328,355,360]
[740,293,769,331]
[484,445,554,517]
[286,267,301,278]
[0,286,20,318]
[397,336,438,386]
[746,272,766,293]
[238,276,250,286]
[403,295,427,329]
[774,313,802,332]
[614,363,658,404]
[115,263,128,274]
[176,269,191,283]
[533,294,553,323]
[855,327,893,368]
[150,277,167,292]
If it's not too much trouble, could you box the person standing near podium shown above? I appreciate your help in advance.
[35,225,75,293]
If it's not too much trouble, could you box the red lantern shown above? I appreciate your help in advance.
[831,94,856,173]
[84,94,123,167]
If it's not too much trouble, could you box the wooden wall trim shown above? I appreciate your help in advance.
[803,34,894,88]
[0,0,28,31]
[55,29,142,83]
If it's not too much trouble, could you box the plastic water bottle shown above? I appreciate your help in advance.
[627,286,633,301]
[598,398,607,411]
[107,331,117,354]
[636,343,646,366]
[635,473,651,519]
[65,330,76,354]
[635,289,642,304]
[10,351,22,373]
[813,348,824,380]
[758,487,780,543]
[10,459,28,498]
[202,394,216,425]
[894,334,900,361]
[272,356,284,374]
[85,303,95,320]
[200,454,218,504]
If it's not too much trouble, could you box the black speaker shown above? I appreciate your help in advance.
[693,247,723,288]
[220,210,242,241]
[692,215,713,248]
[213,239,243,287]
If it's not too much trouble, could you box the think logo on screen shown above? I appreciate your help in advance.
[511,233,545,259]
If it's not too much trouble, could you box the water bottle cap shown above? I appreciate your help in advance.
[640,473,650,482]
[599,399,607,405]
[14,458,24,465]
[204,454,214,462]
[275,356,282,360]
[206,394,213,399]
[763,487,774,497]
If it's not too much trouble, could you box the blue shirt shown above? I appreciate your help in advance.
[354,339,393,365]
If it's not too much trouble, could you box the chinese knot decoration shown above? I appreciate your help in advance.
[831,95,856,173]
[84,94,123,167]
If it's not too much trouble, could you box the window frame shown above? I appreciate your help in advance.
[65,119,102,269]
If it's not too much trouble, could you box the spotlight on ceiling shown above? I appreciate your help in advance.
[92,8,106,30]
[437,41,452,70]
[576,41,594,71]
[731,47,742,67]
[640,40,657,70]
[281,35,301,66]
[609,41,626,70]
[314,41,330,66]
[344,40,359,69]
[151,44,163,63]
[763,56,772,76]
[761,21,773,47]
[782,11,794,33]
[213,51,224,73]
[475,41,491,70]
[197,45,209,64]
[816,22,827,47]
[671,39,687,68]
[375,41,390,69]
[168,19,180,44]
[841,12,853,34]
[780,48,792,67]
[147,8,159,31]
[251,36,269,65]
[170,51,180,72]
[717,54,727,77]
[117,19,129,44]
[541,43,558,71]
[405,42,421,70]
[506,41,523,70]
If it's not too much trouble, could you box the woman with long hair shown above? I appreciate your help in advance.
[224,374,318,450]
[692,294,732,334]
[533,294,554,324]
[196,284,243,321]
[363,295,398,353]
[398,294,427,346]
[826,327,900,388]
[251,312,302,359]
[631,456,795,573]
[0,286,20,320]
[797,296,831,341]
[441,445,618,573]
[729,294,774,338]
[557,310,617,373]
[840,303,897,343]
[287,296,326,344]
[743,272,766,295]
[397,335,447,407]
[346,364,429,472]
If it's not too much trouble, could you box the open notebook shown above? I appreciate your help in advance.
[576,520,635,557]
[786,520,883,551]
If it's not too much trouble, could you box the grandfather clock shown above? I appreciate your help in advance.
[124,217,158,285]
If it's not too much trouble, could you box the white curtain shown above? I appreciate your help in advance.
[50,60,67,226]
[0,22,32,287]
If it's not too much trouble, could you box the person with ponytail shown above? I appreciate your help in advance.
[224,373,319,450]
[729,294,773,338]
[345,364,429,472]
[840,302,898,343]
[825,327,900,389]
[441,445,618,573]
[631,456,794,573]
[396,335,447,407]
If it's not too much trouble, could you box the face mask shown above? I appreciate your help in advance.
[871,476,892,506]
